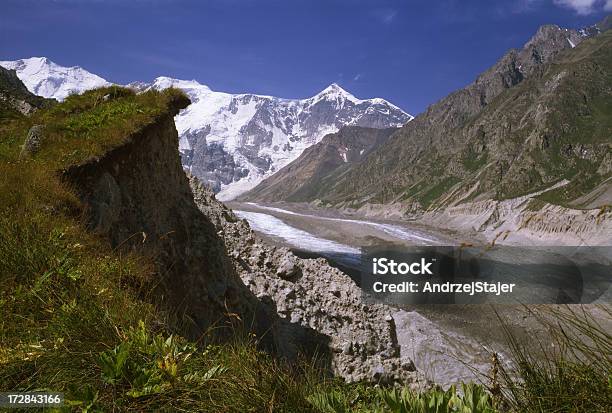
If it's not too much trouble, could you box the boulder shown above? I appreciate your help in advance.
[20,125,45,159]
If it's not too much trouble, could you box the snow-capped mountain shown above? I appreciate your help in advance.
[0,57,412,199]
[0,57,110,100]
[142,77,412,200]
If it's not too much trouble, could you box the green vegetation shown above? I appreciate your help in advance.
[3,86,189,168]
[461,150,489,172]
[308,383,496,413]
[1,86,610,412]
[420,177,461,210]
[398,174,459,210]
[0,86,334,411]
[535,170,609,208]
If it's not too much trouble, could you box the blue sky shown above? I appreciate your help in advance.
[0,0,609,114]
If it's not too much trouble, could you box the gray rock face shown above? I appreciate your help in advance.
[61,109,263,340]
[188,174,427,386]
[0,66,53,116]
[275,254,301,280]
[184,127,250,192]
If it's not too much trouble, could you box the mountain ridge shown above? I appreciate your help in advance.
[240,126,399,202]
[244,20,611,214]
[0,57,412,200]
[136,76,412,200]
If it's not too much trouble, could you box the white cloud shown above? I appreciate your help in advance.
[353,73,362,81]
[605,0,612,11]
[553,0,599,15]
[382,10,397,24]
[373,8,397,25]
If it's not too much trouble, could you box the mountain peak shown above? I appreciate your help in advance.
[321,82,351,95]
[325,82,344,91]
[311,82,360,104]
[26,56,50,65]
[0,56,109,100]
[152,76,211,92]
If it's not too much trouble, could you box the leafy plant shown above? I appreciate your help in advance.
[376,384,495,413]
[99,342,130,384]
[307,389,352,413]
[307,384,497,413]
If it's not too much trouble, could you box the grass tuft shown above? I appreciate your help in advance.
[498,305,612,412]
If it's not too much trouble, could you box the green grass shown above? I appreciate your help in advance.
[423,177,461,209]
[462,150,489,172]
[498,306,612,413]
[308,383,497,413]
[0,86,327,411]
[535,170,610,208]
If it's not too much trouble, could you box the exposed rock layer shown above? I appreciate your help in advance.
[58,97,423,384]
[61,103,260,338]
[190,175,426,385]
[0,65,53,115]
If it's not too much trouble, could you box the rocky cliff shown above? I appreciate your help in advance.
[60,96,266,339]
[58,91,422,384]
[0,66,53,116]
[189,175,425,385]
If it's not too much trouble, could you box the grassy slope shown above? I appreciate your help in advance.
[0,87,313,411]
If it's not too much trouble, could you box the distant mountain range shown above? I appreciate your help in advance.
[244,18,612,213]
[0,57,110,101]
[0,58,411,199]
[132,78,411,200]
[241,126,399,202]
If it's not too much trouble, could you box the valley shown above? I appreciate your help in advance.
[228,202,461,253]
[222,201,511,389]
[1,8,610,411]
[224,201,585,389]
